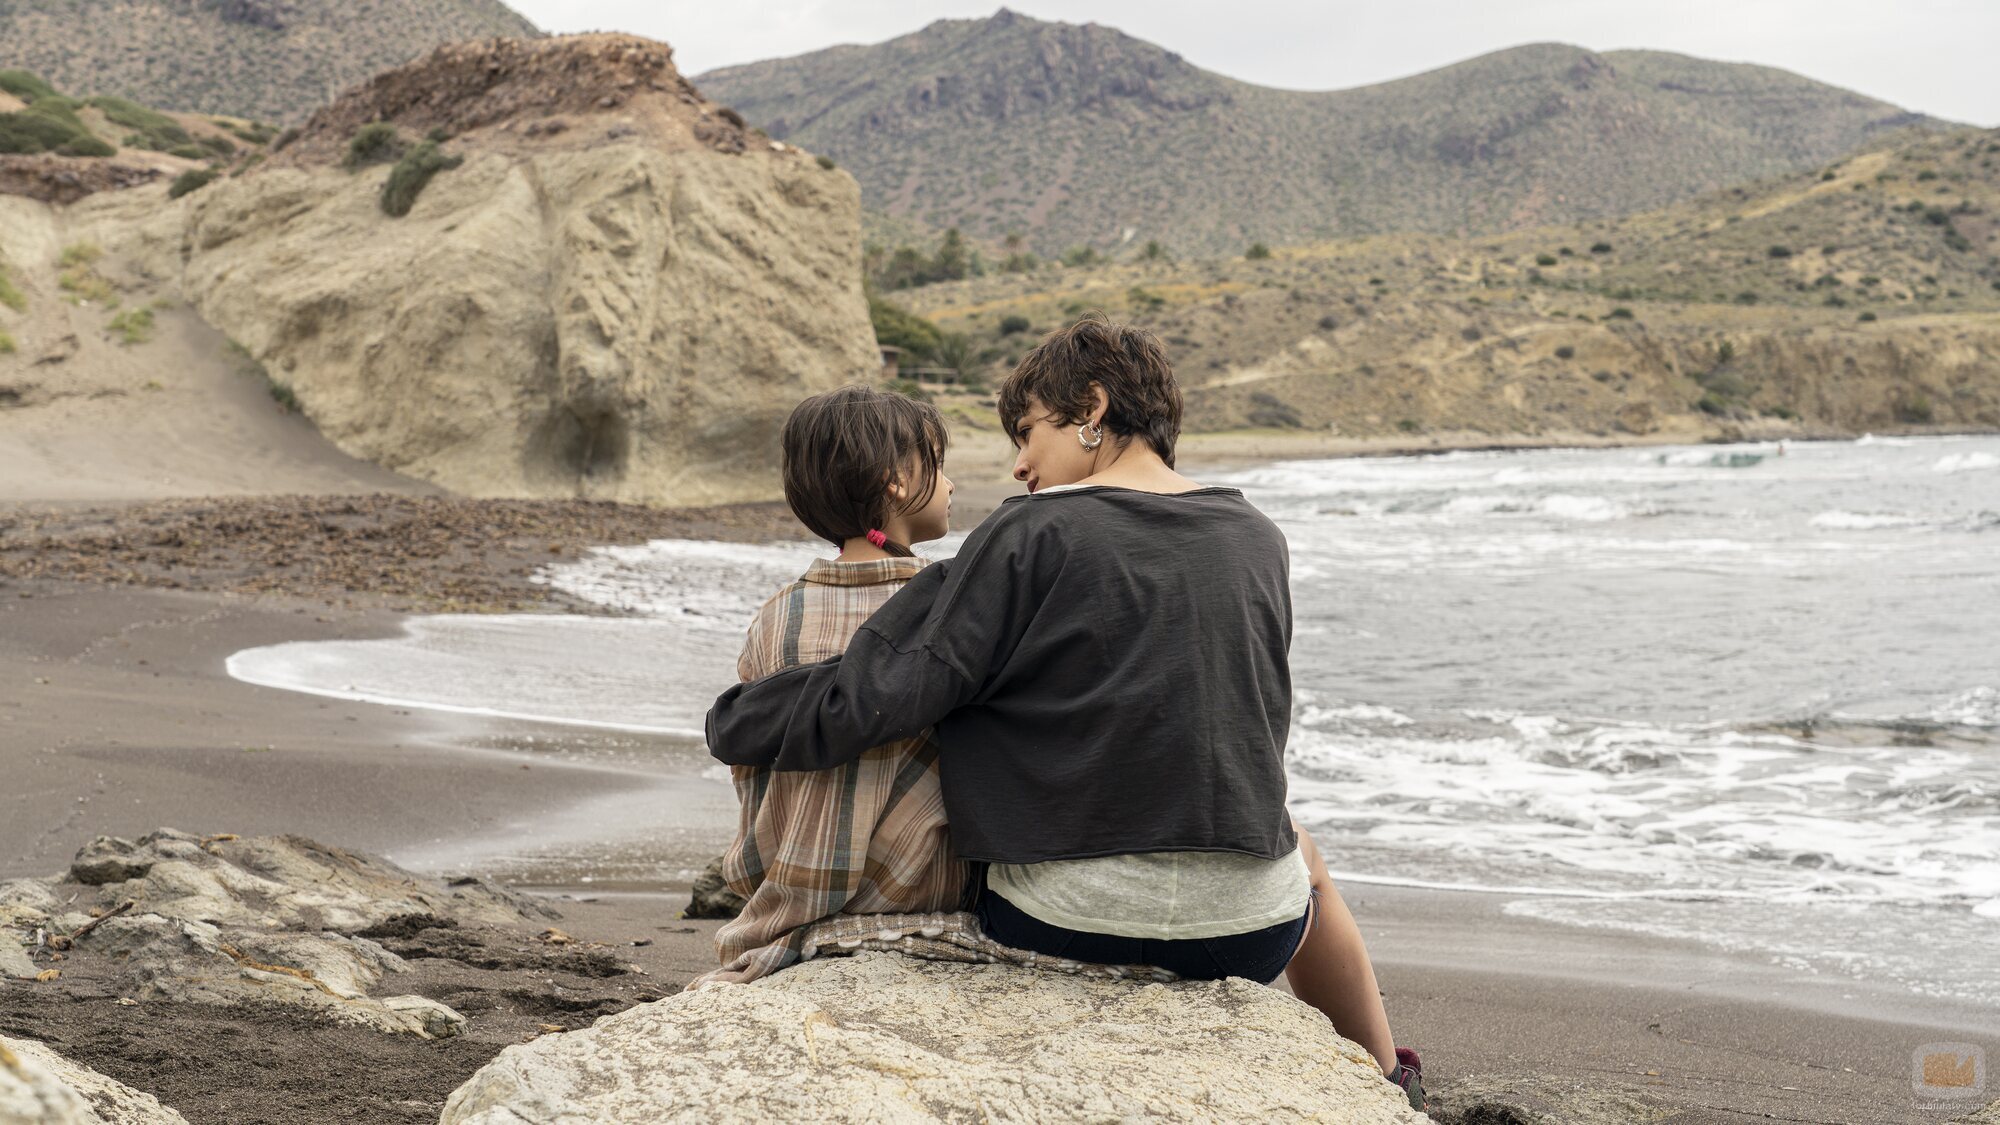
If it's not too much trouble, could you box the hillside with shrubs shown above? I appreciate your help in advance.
[0,0,538,123]
[700,9,1943,258]
[871,125,2000,444]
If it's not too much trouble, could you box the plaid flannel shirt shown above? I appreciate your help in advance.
[693,556,968,987]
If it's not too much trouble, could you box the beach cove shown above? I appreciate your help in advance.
[6,435,1995,1122]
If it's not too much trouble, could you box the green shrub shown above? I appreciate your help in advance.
[1396,419,1420,433]
[868,294,941,360]
[344,122,405,170]
[1247,392,1302,429]
[1916,169,1939,181]
[1696,393,1729,415]
[815,153,836,170]
[1141,239,1166,261]
[87,95,191,150]
[0,93,114,156]
[165,144,206,160]
[1590,242,1612,254]
[107,307,154,345]
[58,264,113,305]
[1923,206,1950,226]
[1244,243,1272,261]
[169,167,219,199]
[1536,253,1558,266]
[998,314,1031,335]
[1062,245,1102,268]
[885,377,931,402]
[1554,345,1575,359]
[1858,311,1878,322]
[60,243,102,268]
[1893,392,1934,424]
[1608,307,1635,319]
[0,265,24,312]
[1734,291,1760,305]
[1127,285,1165,311]
[0,111,78,154]
[933,331,974,377]
[1768,245,1793,258]
[379,140,464,217]
[226,120,278,146]
[0,331,14,354]
[0,70,58,101]
[268,379,299,412]
[199,134,236,156]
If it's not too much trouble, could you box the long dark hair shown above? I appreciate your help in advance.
[781,385,948,558]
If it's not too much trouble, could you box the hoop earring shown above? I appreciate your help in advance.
[1077,422,1104,451]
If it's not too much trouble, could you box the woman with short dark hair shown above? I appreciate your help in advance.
[708,313,1420,1108]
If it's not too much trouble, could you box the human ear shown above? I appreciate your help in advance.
[1087,383,1110,429]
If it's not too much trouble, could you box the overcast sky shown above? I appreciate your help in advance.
[508,0,1999,126]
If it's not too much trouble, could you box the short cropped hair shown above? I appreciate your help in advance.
[780,385,946,557]
[998,312,1183,467]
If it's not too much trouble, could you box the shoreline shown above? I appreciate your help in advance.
[5,581,1995,1122]
[6,435,1998,1122]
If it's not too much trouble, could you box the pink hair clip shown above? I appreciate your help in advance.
[865,529,888,548]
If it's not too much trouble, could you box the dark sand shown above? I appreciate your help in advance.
[3,513,1996,1124]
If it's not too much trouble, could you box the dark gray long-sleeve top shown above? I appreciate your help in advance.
[705,485,1298,865]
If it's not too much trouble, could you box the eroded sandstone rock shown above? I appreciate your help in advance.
[2,830,556,1038]
[176,34,876,507]
[441,951,1428,1124]
[0,1036,189,1125]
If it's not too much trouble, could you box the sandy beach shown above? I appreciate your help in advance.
[4,470,1995,1124]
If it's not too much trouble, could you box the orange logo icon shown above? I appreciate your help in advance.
[1925,1052,1977,1088]
[1914,1043,1986,1100]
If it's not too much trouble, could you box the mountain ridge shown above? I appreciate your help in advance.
[0,0,542,122]
[697,10,1945,255]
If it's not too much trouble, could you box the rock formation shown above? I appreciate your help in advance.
[440,951,1427,1124]
[0,1036,189,1125]
[170,34,877,506]
[0,829,560,1038]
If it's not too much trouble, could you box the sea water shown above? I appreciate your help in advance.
[229,434,2000,1005]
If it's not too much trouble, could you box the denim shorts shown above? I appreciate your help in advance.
[974,886,1310,985]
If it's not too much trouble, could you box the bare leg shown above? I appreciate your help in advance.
[1285,821,1397,1075]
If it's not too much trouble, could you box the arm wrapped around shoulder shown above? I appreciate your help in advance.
[706,504,1046,771]
[705,629,971,771]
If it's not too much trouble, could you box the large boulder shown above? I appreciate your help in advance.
[441,951,1427,1123]
[175,34,877,506]
[0,830,563,1038]
[0,1036,188,1125]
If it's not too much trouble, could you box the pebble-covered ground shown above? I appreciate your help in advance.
[0,495,810,612]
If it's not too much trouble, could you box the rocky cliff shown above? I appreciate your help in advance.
[155,35,876,506]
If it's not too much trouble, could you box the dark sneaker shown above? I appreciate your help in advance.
[1387,1046,1427,1113]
